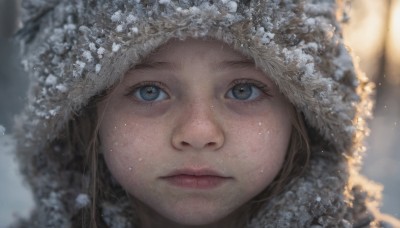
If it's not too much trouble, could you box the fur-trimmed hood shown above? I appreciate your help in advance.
[11,0,398,227]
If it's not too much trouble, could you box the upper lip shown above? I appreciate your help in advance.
[162,168,229,178]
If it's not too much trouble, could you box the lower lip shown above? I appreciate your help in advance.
[162,175,230,189]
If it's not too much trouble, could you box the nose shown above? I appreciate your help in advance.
[171,102,225,151]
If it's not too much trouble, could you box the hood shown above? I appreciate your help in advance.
[13,0,381,227]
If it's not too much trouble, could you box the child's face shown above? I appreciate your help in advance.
[98,38,292,226]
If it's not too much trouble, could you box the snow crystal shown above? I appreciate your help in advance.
[116,25,124,33]
[45,74,57,86]
[126,14,137,23]
[305,18,316,26]
[97,47,106,59]
[63,24,76,31]
[95,64,102,73]
[316,196,321,202]
[73,60,86,77]
[42,192,62,209]
[306,42,318,51]
[189,6,200,14]
[131,27,139,34]
[112,43,121,52]
[78,25,91,34]
[75,193,90,208]
[0,125,5,135]
[49,109,58,116]
[304,62,315,75]
[75,60,86,71]
[56,84,68,92]
[82,50,93,62]
[111,10,122,22]
[89,42,97,51]
[227,1,238,13]
[256,27,275,44]
[159,0,171,4]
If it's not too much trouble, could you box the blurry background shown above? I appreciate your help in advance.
[343,0,400,220]
[0,0,399,226]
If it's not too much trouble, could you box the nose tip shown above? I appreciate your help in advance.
[171,109,225,151]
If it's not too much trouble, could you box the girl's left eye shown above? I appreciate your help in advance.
[129,84,169,102]
[226,82,267,101]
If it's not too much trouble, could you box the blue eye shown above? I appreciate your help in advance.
[227,83,263,100]
[132,85,168,102]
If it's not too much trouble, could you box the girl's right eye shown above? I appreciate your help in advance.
[129,83,169,102]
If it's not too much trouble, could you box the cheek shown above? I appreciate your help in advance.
[229,115,291,193]
[98,111,165,192]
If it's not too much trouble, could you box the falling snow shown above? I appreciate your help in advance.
[75,194,90,208]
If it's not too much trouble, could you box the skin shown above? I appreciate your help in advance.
[98,38,293,228]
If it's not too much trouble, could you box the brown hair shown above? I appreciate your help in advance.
[243,107,310,224]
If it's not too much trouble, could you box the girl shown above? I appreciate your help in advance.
[10,0,400,227]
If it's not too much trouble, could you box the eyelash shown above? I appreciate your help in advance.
[124,81,169,103]
[229,79,273,99]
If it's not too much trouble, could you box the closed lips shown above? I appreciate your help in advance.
[160,168,232,189]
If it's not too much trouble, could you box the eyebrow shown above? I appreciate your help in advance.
[215,59,256,71]
[132,61,178,71]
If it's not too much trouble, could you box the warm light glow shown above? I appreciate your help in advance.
[343,0,387,81]
[387,0,400,85]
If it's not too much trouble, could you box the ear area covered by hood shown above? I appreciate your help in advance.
[12,0,383,227]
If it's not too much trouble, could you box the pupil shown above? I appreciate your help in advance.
[232,84,252,100]
[140,86,160,101]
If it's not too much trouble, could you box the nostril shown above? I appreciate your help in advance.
[179,141,217,148]
[206,142,217,147]
[181,141,190,147]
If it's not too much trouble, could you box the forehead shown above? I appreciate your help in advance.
[145,38,249,62]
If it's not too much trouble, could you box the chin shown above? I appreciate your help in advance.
[158,204,233,227]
